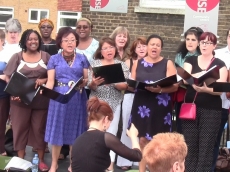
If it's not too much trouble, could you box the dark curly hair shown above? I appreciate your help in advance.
[19,29,42,52]
[176,27,204,59]
[56,27,79,49]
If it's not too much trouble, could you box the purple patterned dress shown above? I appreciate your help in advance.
[45,53,89,145]
[129,58,172,140]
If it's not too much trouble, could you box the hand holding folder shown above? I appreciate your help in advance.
[39,76,83,103]
[126,75,177,91]
[92,63,126,85]
[175,63,220,86]
[4,72,39,105]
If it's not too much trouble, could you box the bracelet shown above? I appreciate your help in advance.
[159,88,162,93]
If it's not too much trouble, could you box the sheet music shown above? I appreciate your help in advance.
[4,157,32,170]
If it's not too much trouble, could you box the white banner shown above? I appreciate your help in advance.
[183,0,220,36]
[90,0,128,13]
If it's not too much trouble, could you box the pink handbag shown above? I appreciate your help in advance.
[179,101,196,120]
[179,57,215,120]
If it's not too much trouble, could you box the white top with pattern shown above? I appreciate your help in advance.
[75,38,99,65]
[88,59,129,112]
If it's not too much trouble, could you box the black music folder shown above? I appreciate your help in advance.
[209,82,230,92]
[41,44,58,56]
[4,72,39,105]
[92,63,126,85]
[126,74,177,90]
[39,77,83,104]
[175,63,220,86]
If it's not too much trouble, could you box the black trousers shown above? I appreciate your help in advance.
[182,107,221,172]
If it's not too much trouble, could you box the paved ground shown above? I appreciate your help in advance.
[24,146,139,172]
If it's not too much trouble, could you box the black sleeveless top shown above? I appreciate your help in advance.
[185,56,225,110]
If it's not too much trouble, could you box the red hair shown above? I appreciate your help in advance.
[87,97,113,123]
[143,133,187,172]
[129,37,147,60]
[199,32,217,55]
[200,32,217,45]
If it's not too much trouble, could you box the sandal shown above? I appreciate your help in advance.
[120,166,131,171]
[38,161,49,172]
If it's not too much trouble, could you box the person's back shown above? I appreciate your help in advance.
[72,130,110,172]
[71,97,142,172]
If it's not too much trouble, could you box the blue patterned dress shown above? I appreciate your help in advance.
[129,58,172,140]
[45,53,89,145]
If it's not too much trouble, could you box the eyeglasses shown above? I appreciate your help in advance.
[200,41,213,46]
[101,46,115,51]
[76,25,89,30]
[40,26,53,29]
[62,39,77,44]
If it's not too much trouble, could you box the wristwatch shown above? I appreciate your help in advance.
[159,88,162,93]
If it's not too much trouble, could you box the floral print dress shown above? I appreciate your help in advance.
[129,58,172,140]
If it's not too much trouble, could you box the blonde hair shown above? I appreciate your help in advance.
[143,133,187,172]
[110,26,130,61]
[76,18,92,28]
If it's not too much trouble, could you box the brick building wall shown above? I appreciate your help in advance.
[1,0,58,38]
[58,0,82,11]
[82,0,230,60]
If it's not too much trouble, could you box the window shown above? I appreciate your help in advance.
[57,11,82,31]
[0,7,14,29]
[140,0,185,9]
[28,9,49,23]
[135,0,186,14]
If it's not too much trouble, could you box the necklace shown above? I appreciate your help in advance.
[62,52,75,66]
[88,127,98,130]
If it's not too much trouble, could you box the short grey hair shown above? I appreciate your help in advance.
[5,18,22,33]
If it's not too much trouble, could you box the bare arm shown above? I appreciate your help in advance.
[5,75,10,83]
[81,68,88,87]
[130,60,137,80]
[114,83,128,91]
[0,75,6,81]
[45,69,55,90]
